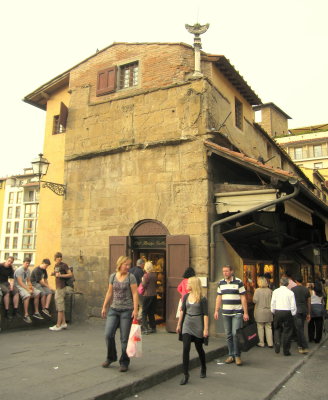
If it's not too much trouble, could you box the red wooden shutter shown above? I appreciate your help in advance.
[109,236,128,275]
[59,102,68,130]
[166,235,190,332]
[97,66,117,96]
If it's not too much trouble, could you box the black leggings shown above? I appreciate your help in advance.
[182,333,206,375]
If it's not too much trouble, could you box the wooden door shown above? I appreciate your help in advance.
[109,236,128,275]
[166,235,190,332]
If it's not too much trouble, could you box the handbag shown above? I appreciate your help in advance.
[126,320,142,358]
[137,283,145,295]
[236,322,259,352]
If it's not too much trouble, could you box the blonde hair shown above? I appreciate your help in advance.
[144,261,154,273]
[116,256,130,272]
[188,277,202,303]
[257,276,268,288]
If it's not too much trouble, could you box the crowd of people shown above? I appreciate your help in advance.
[101,257,327,384]
[0,252,74,331]
[2,253,327,383]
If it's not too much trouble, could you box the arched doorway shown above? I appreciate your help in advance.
[109,220,190,332]
[130,220,169,325]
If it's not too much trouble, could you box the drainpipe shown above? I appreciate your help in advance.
[209,183,300,282]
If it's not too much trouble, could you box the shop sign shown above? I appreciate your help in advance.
[132,236,166,249]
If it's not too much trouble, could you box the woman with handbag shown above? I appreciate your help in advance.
[101,256,138,372]
[253,276,273,348]
[176,277,208,385]
[141,261,157,334]
[308,281,325,343]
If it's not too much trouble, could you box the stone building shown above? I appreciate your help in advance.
[24,39,328,333]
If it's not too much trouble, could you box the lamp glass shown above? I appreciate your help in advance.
[31,154,50,177]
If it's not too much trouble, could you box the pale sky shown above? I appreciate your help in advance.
[1,0,327,177]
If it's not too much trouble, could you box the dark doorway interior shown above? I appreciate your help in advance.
[133,249,166,324]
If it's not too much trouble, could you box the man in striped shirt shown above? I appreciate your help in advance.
[214,265,249,365]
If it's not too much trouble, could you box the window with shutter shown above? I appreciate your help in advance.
[53,102,68,134]
[96,66,117,96]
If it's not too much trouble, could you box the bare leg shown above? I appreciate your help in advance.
[57,310,65,327]
[3,293,9,310]
[41,294,46,309]
[34,294,40,313]
[45,293,52,309]
[13,293,19,308]
[23,297,30,316]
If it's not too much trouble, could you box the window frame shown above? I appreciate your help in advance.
[119,61,139,90]
[234,97,243,130]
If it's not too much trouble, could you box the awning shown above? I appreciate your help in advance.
[215,189,278,214]
[284,199,313,225]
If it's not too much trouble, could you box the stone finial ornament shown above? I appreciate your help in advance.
[185,23,210,77]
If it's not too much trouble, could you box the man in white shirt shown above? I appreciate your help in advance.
[271,276,297,356]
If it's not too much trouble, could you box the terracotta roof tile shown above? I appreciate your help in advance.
[204,140,295,178]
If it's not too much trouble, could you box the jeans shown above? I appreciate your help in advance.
[294,313,308,349]
[273,310,293,354]
[104,307,133,366]
[308,317,323,343]
[222,314,243,357]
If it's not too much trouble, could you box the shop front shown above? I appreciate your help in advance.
[108,219,190,332]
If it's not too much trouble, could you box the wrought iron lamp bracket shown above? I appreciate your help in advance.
[40,180,66,197]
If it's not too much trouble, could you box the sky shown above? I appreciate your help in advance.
[1,0,327,177]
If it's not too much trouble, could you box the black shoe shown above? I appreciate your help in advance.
[180,374,189,385]
[148,328,157,334]
[284,351,291,356]
[119,365,128,372]
[274,343,280,354]
[200,367,206,378]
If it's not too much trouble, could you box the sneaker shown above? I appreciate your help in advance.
[302,348,309,354]
[61,323,68,329]
[42,309,52,317]
[49,325,63,331]
[23,315,32,324]
[33,312,44,320]
[224,356,235,364]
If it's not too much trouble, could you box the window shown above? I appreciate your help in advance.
[24,204,38,218]
[314,145,322,158]
[12,237,18,249]
[24,253,33,262]
[22,235,34,249]
[4,252,10,259]
[15,206,21,218]
[16,191,22,203]
[4,237,10,248]
[119,62,139,89]
[96,66,117,96]
[13,253,18,260]
[14,221,19,233]
[53,102,68,134]
[235,98,243,130]
[294,147,303,160]
[26,190,34,202]
[7,207,13,219]
[6,222,11,234]
[8,192,14,204]
[23,220,34,233]
[314,162,323,169]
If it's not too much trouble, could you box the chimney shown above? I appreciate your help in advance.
[185,23,209,77]
[253,103,291,137]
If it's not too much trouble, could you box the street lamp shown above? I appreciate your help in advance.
[31,153,66,196]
